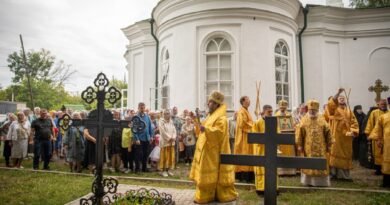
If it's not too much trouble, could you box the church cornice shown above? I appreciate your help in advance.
[126,40,156,51]
[306,5,390,26]
[304,28,390,38]
[153,0,301,26]
[155,8,299,36]
[121,20,152,40]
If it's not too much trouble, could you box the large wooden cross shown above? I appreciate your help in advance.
[368,79,389,103]
[221,117,327,205]
[60,73,146,205]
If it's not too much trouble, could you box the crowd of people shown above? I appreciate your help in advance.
[0,103,198,177]
[0,88,389,203]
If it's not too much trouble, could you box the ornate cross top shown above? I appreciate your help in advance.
[60,73,146,205]
[368,79,389,103]
[221,117,327,205]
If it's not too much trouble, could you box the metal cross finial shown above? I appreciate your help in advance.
[221,117,327,205]
[368,79,389,103]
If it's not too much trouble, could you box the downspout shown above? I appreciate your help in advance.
[298,6,309,104]
[150,18,159,110]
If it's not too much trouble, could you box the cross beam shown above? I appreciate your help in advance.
[221,117,327,205]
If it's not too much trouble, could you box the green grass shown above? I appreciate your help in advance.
[1,141,389,205]
[0,169,389,205]
[0,169,92,205]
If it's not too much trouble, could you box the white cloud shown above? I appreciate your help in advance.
[0,0,351,93]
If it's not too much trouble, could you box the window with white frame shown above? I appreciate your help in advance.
[205,37,233,110]
[160,49,170,109]
[275,40,290,106]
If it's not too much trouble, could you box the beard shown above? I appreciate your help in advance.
[309,113,318,119]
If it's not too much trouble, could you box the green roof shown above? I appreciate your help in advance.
[63,104,85,111]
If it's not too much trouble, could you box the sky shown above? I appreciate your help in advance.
[0,0,350,93]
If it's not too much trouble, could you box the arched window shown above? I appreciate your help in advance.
[205,37,233,109]
[160,49,170,109]
[275,40,290,106]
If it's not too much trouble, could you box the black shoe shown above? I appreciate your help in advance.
[43,166,50,170]
[256,191,264,196]
[142,168,150,173]
[342,178,353,182]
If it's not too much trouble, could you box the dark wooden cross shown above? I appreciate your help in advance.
[221,117,327,205]
[60,73,146,205]
[368,79,389,103]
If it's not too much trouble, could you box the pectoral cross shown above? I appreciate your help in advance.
[368,79,389,103]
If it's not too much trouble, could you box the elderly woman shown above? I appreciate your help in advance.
[158,109,177,177]
[7,112,30,168]
[63,112,85,172]
[1,113,17,167]
[181,116,196,166]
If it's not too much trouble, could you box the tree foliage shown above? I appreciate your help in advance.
[350,0,390,8]
[0,79,84,110]
[2,48,79,110]
[7,49,55,83]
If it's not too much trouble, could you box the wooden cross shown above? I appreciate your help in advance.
[368,79,389,103]
[221,117,327,205]
[60,73,146,205]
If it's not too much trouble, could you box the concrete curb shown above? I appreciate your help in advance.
[1,167,390,194]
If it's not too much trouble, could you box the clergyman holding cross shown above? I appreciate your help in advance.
[327,88,359,181]
[190,91,237,204]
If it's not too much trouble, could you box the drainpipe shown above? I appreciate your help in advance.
[150,18,159,110]
[298,6,309,104]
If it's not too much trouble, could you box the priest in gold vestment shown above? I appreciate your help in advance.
[296,100,332,186]
[190,91,237,204]
[234,96,255,182]
[253,105,279,195]
[370,97,390,188]
[366,99,388,175]
[327,88,359,181]
[275,99,296,175]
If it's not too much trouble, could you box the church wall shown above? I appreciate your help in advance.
[156,14,298,115]
[301,35,325,105]
[301,5,390,111]
[303,34,390,111]
[342,36,390,110]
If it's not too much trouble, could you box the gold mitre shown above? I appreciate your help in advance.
[307,99,320,110]
[278,99,288,107]
[209,91,224,105]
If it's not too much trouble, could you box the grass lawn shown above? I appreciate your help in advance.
[0,141,389,205]
[0,169,389,205]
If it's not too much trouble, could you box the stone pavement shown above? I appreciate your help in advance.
[66,184,237,205]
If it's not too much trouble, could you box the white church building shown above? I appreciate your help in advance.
[122,0,390,114]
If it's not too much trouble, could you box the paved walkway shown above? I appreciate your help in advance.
[66,184,237,205]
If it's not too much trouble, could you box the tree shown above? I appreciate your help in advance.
[108,77,127,109]
[350,0,390,8]
[6,48,77,108]
[0,79,85,110]
[49,60,77,86]
[7,48,55,84]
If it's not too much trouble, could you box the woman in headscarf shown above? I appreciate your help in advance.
[8,112,30,168]
[1,113,17,167]
[63,112,85,172]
